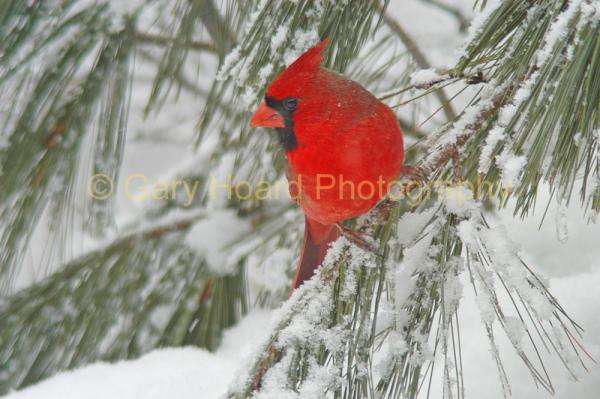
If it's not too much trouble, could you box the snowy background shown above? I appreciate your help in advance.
[4,1,600,398]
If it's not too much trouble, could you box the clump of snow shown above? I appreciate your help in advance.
[439,184,478,216]
[442,263,464,315]
[555,201,569,244]
[581,2,600,22]
[479,127,509,175]
[475,290,496,324]
[282,27,320,66]
[257,63,274,87]
[409,68,446,88]
[240,86,258,108]
[395,207,438,245]
[270,23,290,54]
[456,219,478,247]
[481,224,527,287]
[503,316,525,350]
[393,234,432,306]
[247,247,295,295]
[185,210,252,275]
[216,48,241,81]
[536,0,583,66]
[495,150,526,187]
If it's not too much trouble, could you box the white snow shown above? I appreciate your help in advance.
[440,184,478,215]
[2,310,273,399]
[502,316,525,350]
[536,0,583,66]
[4,349,232,399]
[555,200,569,244]
[495,150,527,187]
[185,210,253,275]
[458,0,501,58]
[216,48,241,81]
[270,23,290,54]
[409,68,445,87]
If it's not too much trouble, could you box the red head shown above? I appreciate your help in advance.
[250,39,329,127]
[250,38,387,153]
[250,39,331,150]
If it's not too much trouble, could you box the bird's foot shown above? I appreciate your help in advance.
[400,165,427,184]
[361,198,396,228]
[449,144,462,182]
[337,223,381,255]
[375,198,395,219]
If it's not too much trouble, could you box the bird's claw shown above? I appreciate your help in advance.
[400,165,427,184]
[336,223,382,256]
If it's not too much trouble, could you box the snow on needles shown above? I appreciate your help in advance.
[495,150,526,188]
[216,0,322,110]
[478,0,593,185]
[409,68,446,87]
[226,237,380,398]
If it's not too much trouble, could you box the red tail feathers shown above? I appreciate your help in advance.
[291,217,340,290]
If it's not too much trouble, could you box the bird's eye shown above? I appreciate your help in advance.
[283,97,298,112]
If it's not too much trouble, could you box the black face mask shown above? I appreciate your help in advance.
[265,96,299,152]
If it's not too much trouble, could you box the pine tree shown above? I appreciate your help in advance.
[1,0,598,397]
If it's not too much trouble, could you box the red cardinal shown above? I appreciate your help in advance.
[250,39,404,290]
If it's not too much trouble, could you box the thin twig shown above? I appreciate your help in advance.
[378,71,486,102]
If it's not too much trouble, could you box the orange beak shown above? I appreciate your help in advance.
[250,100,285,128]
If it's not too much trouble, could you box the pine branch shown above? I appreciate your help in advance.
[0,10,138,290]
[0,210,247,394]
[456,0,600,215]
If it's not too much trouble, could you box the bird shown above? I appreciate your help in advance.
[250,39,404,290]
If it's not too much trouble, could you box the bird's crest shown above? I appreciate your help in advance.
[266,38,329,98]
